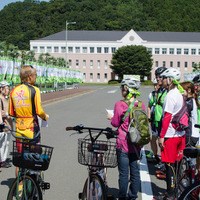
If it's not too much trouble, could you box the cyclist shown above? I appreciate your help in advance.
[107,77,145,200]
[0,81,13,168]
[8,65,49,195]
[147,66,167,165]
[153,68,185,200]
[0,94,3,172]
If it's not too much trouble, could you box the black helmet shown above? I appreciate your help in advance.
[192,74,200,83]
[155,67,167,76]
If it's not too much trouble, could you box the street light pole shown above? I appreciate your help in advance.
[65,21,76,68]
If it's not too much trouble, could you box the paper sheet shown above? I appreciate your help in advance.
[106,109,114,116]
[38,116,48,128]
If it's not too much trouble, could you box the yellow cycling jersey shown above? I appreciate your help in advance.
[8,83,46,130]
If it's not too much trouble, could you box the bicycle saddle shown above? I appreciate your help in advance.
[183,147,200,158]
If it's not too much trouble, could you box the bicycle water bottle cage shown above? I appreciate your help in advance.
[183,147,200,158]
[87,144,108,153]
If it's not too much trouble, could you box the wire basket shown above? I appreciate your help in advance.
[78,138,118,168]
[12,141,53,171]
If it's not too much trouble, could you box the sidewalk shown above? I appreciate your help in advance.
[41,87,94,105]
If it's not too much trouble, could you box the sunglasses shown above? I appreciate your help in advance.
[156,76,162,79]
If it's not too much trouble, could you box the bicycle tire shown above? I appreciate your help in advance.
[82,174,106,200]
[176,156,191,198]
[7,174,42,200]
[178,180,200,200]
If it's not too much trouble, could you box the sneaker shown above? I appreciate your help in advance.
[1,161,12,168]
[155,162,165,170]
[156,173,166,179]
[146,150,154,158]
[153,193,176,200]
[156,170,166,174]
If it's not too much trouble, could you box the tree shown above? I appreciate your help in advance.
[110,45,153,80]
[7,44,19,61]
[192,62,200,72]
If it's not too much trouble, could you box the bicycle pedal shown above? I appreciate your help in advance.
[42,182,50,190]
[107,194,115,200]
[78,192,82,199]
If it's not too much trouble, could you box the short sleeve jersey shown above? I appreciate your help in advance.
[8,83,46,130]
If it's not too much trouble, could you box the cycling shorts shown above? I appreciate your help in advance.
[161,136,185,163]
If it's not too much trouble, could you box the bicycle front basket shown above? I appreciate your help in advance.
[78,138,117,168]
[12,141,54,171]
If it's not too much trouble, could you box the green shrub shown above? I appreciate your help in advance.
[108,79,121,84]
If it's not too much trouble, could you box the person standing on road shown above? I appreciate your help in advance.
[8,65,49,177]
[0,81,13,168]
[0,93,3,172]
[107,77,145,200]
[153,68,185,200]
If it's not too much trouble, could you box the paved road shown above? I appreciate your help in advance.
[0,85,165,200]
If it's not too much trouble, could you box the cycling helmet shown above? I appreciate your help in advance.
[192,74,200,83]
[160,68,181,81]
[24,153,43,162]
[155,67,167,76]
[121,77,140,90]
[0,81,9,88]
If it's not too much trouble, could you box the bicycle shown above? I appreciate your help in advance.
[0,123,54,200]
[66,124,119,200]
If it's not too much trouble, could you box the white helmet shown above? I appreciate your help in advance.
[160,68,181,81]
[121,77,140,90]
[0,81,9,88]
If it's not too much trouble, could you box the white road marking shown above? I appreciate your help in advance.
[140,148,153,199]
[107,89,118,93]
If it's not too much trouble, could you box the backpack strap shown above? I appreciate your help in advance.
[0,99,3,111]
[121,99,136,122]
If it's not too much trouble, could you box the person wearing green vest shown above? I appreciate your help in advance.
[147,67,167,165]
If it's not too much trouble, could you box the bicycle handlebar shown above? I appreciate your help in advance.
[65,124,119,139]
[0,123,40,142]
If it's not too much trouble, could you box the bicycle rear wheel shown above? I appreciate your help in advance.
[7,174,42,200]
[176,156,191,197]
[179,180,200,200]
[82,174,106,200]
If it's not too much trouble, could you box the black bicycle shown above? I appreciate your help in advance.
[66,124,119,200]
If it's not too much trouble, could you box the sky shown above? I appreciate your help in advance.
[0,0,50,11]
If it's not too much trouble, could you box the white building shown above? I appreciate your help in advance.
[30,29,200,83]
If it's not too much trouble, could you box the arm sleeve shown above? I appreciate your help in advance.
[160,112,172,138]
[35,88,46,120]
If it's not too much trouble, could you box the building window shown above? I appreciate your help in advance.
[185,62,188,68]
[191,49,196,55]
[61,47,66,53]
[54,46,59,53]
[97,60,101,69]
[47,46,52,53]
[97,47,102,53]
[90,47,94,53]
[155,48,160,54]
[68,60,72,68]
[111,47,116,53]
[33,46,38,52]
[76,59,79,66]
[83,73,86,80]
[192,62,195,67]
[198,49,200,55]
[177,48,182,55]
[147,48,152,54]
[40,46,45,53]
[184,48,189,55]
[105,60,108,69]
[90,73,93,81]
[155,61,159,67]
[169,48,174,54]
[177,61,180,68]
[97,73,100,80]
[163,61,166,67]
[68,47,73,53]
[104,47,109,53]
[83,60,86,68]
[104,73,107,79]
[83,47,87,53]
[75,47,80,53]
[90,60,93,66]
[162,48,167,54]
[170,61,173,67]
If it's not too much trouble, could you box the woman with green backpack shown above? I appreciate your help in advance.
[107,77,146,200]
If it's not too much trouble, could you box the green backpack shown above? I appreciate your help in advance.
[121,100,151,146]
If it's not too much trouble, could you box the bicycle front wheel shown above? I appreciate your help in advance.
[7,174,42,200]
[179,180,200,200]
[82,174,106,200]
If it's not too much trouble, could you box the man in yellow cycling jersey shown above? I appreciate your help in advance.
[8,65,49,140]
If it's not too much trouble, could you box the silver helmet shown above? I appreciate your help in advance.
[121,77,140,90]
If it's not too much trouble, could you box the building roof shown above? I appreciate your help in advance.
[39,30,200,43]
